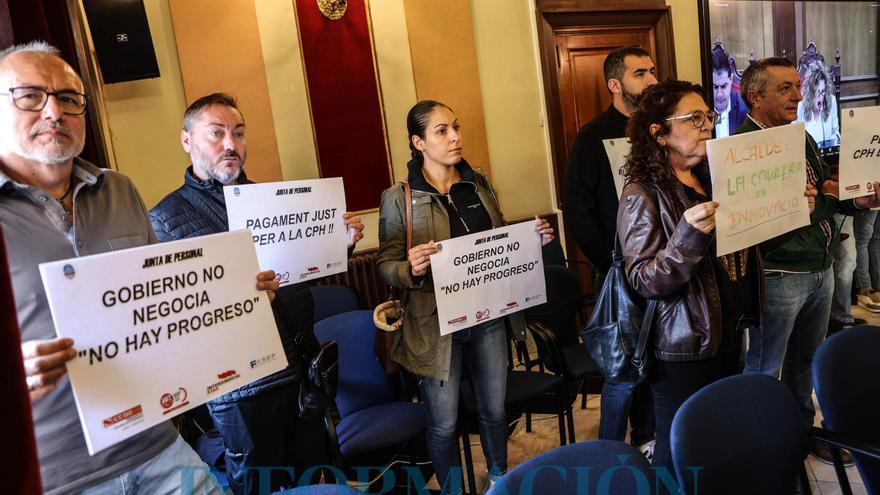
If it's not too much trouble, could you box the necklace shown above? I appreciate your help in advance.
[56,180,74,216]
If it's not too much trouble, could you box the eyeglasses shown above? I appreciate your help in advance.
[664,110,718,128]
[0,87,88,115]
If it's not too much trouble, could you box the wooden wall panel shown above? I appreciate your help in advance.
[168,0,282,183]
[402,0,491,177]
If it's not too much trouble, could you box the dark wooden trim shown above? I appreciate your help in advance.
[841,75,879,83]
[697,0,712,96]
[772,1,797,60]
[840,93,880,103]
[537,0,665,12]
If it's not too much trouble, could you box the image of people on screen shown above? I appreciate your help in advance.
[712,47,748,138]
[797,61,840,148]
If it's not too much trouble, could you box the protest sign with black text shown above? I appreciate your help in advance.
[224,178,348,284]
[39,230,286,455]
[838,106,880,200]
[429,222,546,336]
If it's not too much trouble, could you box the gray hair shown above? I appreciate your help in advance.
[740,57,796,110]
[0,40,61,64]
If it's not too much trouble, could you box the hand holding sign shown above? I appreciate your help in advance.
[684,201,719,234]
[805,185,817,213]
[534,216,555,245]
[343,212,365,248]
[256,270,280,302]
[409,241,438,277]
[855,182,880,209]
[22,337,76,401]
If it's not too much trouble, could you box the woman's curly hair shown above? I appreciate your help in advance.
[623,80,706,187]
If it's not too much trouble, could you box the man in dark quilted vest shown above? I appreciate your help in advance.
[150,93,364,494]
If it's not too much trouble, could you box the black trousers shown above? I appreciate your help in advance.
[207,382,330,495]
[648,356,721,475]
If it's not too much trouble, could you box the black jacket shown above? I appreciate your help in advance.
[149,166,318,401]
[563,105,628,272]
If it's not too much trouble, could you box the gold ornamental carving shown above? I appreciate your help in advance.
[317,0,347,20]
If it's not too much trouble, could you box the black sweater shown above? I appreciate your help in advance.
[563,105,628,272]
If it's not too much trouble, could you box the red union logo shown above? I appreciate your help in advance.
[448,315,467,325]
[160,393,173,409]
[506,302,518,308]
[845,184,861,191]
[475,309,490,321]
[103,405,143,428]
[217,370,237,379]
[307,266,319,272]
[869,182,875,192]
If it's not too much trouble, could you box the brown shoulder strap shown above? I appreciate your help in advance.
[404,182,413,251]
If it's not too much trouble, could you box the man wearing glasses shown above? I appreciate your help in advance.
[0,42,221,493]
[736,57,880,464]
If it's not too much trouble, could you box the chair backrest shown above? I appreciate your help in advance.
[525,265,585,348]
[313,310,393,417]
[813,326,880,492]
[310,284,360,323]
[277,483,365,495]
[671,374,807,495]
[487,440,652,495]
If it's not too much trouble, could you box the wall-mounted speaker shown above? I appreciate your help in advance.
[83,0,160,84]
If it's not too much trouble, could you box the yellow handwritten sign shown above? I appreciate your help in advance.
[707,123,810,256]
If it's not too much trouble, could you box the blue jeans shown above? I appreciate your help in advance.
[598,380,654,445]
[831,214,856,324]
[855,210,880,291]
[420,318,508,494]
[80,435,222,495]
[745,268,833,428]
[207,382,328,495]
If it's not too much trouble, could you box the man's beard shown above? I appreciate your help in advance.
[192,147,244,185]
[622,85,643,109]
[13,121,84,165]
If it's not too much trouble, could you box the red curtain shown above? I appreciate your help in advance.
[295,0,392,211]
[0,227,41,494]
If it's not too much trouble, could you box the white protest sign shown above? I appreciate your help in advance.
[430,222,546,336]
[39,230,286,455]
[224,178,348,285]
[838,106,880,200]
[708,123,810,256]
[602,138,630,198]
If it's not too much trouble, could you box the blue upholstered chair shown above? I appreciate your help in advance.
[313,310,426,477]
[309,284,359,323]
[812,326,880,495]
[671,373,810,495]
[486,440,652,495]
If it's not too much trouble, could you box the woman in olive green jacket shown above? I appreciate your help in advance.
[376,100,554,493]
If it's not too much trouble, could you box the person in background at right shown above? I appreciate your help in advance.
[797,61,840,148]
[737,57,880,464]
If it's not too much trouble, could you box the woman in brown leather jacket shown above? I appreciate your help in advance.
[617,80,779,472]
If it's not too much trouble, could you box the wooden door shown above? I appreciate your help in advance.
[536,3,677,295]
[556,29,655,177]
